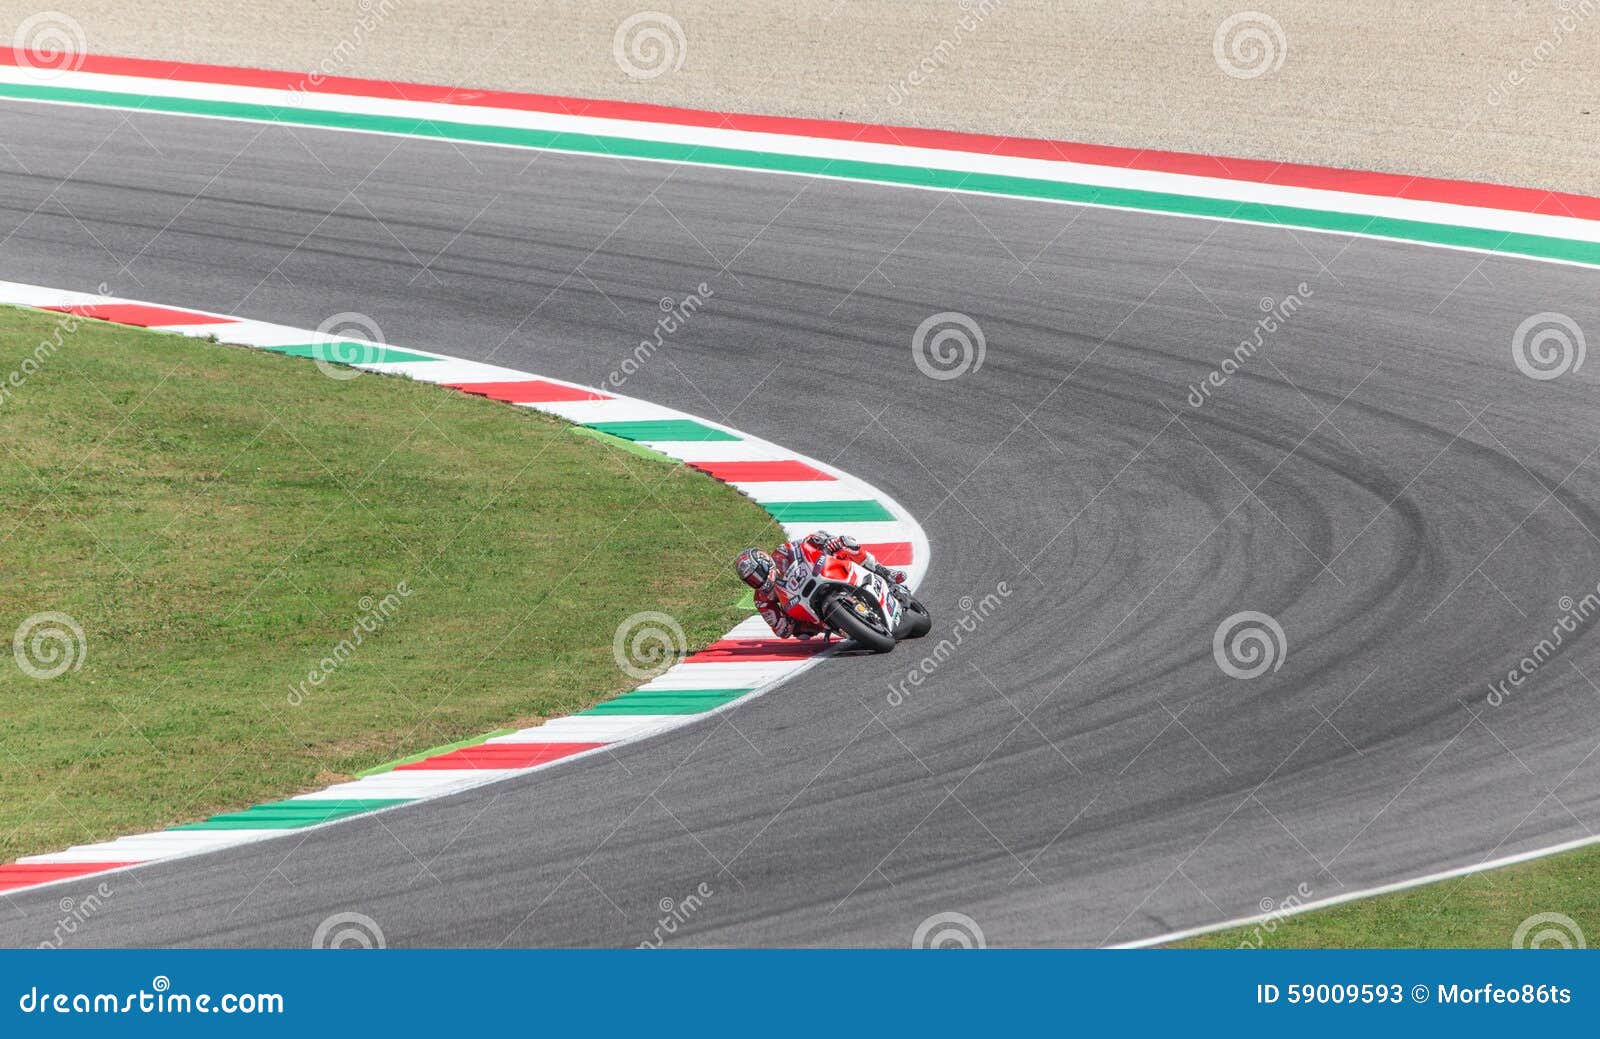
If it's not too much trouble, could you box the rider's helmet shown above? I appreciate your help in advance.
[735,547,776,593]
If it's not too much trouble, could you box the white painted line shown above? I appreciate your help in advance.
[15,829,287,864]
[367,358,537,384]
[651,442,800,463]
[488,716,680,743]
[1117,829,1600,948]
[633,662,809,690]
[731,481,864,503]
[525,398,685,424]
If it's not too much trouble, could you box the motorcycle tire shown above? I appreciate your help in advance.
[894,596,932,640]
[824,590,896,653]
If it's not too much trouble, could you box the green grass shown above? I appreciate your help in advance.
[0,306,778,862]
[1178,843,1600,948]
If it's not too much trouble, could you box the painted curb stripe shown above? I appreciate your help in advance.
[4,69,1600,269]
[580,689,753,715]
[393,742,605,771]
[4,78,1597,270]
[687,640,829,663]
[262,342,440,364]
[170,799,411,830]
[689,459,834,482]
[586,419,742,442]
[0,281,930,895]
[862,542,914,566]
[355,729,516,777]
[41,302,232,326]
[0,862,139,890]
[764,500,897,523]
[16,831,287,865]
[449,379,613,403]
[7,50,1596,222]
[488,716,679,743]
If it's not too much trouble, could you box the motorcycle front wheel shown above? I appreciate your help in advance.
[823,589,896,653]
[894,596,932,640]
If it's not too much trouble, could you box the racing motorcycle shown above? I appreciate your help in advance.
[778,548,932,653]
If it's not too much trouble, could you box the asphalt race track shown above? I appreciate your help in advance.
[3,100,1600,947]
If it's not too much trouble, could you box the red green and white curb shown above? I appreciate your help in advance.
[0,280,930,896]
[4,52,1600,269]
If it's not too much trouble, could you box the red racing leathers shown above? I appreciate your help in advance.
[753,531,904,639]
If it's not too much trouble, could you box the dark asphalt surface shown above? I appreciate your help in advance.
[2,101,1600,947]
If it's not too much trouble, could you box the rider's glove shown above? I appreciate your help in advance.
[864,559,906,585]
[822,534,860,555]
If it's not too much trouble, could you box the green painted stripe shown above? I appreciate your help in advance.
[567,425,679,463]
[585,419,739,442]
[2,81,1597,268]
[581,688,752,715]
[763,500,896,523]
[260,341,440,364]
[735,587,756,610]
[171,798,408,830]
[356,729,516,777]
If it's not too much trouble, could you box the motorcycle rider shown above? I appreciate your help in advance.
[735,531,907,639]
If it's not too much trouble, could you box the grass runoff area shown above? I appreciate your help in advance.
[1179,843,1600,948]
[0,305,777,863]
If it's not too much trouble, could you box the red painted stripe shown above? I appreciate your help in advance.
[689,459,835,482]
[41,302,229,327]
[10,50,1599,221]
[393,742,604,771]
[687,639,827,663]
[447,379,612,403]
[0,861,136,890]
[863,542,913,566]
